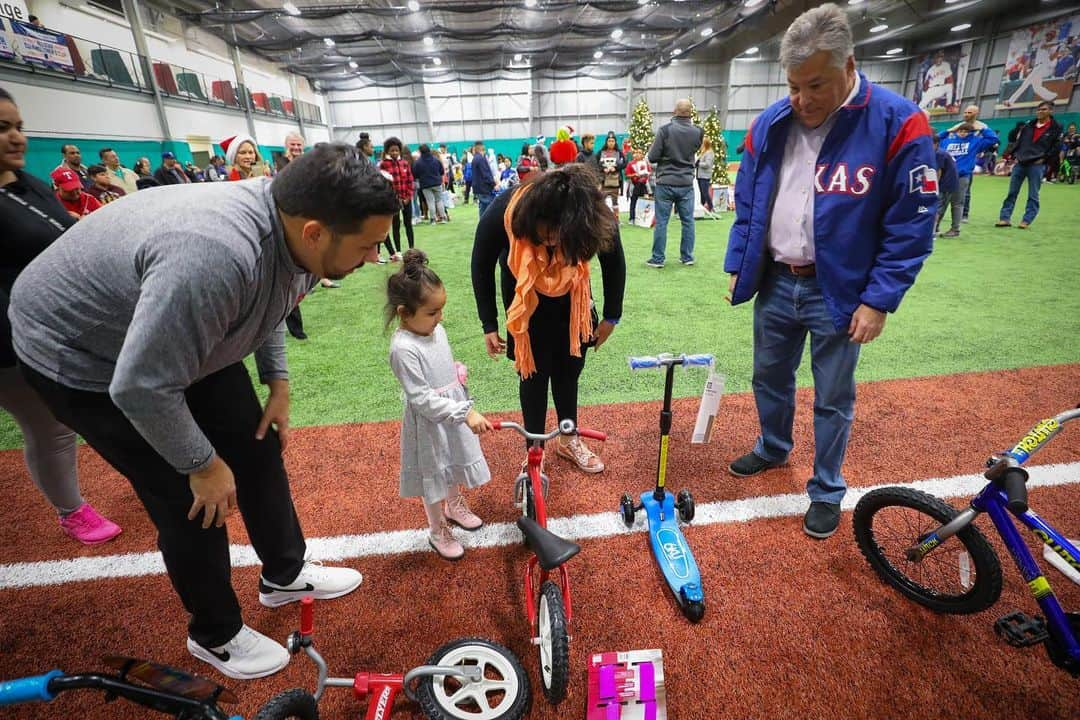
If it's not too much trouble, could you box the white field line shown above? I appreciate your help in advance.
[2,462,1078,591]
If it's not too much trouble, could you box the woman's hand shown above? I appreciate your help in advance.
[484,331,506,358]
[593,320,616,349]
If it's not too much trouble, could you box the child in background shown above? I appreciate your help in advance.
[932,134,959,236]
[938,122,997,236]
[625,150,652,224]
[387,250,493,561]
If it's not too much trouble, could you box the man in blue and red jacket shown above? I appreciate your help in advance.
[724,3,935,539]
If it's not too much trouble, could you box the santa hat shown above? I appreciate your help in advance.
[220,134,257,166]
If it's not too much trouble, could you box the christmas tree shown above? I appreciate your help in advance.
[688,96,701,127]
[628,98,654,153]
[703,106,731,186]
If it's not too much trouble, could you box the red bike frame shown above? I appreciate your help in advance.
[522,443,574,635]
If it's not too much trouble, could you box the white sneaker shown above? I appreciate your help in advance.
[258,560,363,608]
[187,625,289,680]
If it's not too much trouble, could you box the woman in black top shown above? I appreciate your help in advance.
[471,164,626,473]
[0,87,122,544]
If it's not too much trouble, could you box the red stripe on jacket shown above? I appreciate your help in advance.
[887,111,932,163]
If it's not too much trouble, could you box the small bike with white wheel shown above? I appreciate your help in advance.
[255,597,531,720]
[853,406,1080,676]
[493,418,607,705]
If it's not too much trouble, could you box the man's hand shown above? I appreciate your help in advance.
[256,379,290,450]
[725,273,737,303]
[188,455,237,529]
[484,331,506,359]
[848,304,887,344]
[593,319,616,349]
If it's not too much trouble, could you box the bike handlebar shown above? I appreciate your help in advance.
[1001,467,1030,515]
[492,419,607,442]
[0,671,62,704]
[628,353,714,371]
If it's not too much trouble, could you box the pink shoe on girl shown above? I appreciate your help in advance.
[429,524,464,561]
[59,503,122,545]
[444,494,483,531]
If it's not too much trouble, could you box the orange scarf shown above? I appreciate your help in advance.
[503,186,593,379]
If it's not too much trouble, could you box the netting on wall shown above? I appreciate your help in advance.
[177,1,765,89]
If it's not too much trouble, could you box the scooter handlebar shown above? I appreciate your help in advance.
[0,671,63,705]
[628,353,714,370]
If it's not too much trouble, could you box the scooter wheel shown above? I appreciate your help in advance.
[682,599,706,623]
[676,489,695,523]
[619,494,636,526]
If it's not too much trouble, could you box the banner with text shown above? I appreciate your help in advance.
[11,19,74,73]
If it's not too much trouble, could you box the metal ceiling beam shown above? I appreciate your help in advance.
[121,0,171,139]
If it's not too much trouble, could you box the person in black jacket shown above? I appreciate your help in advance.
[470,141,496,216]
[997,101,1063,229]
[412,144,446,223]
[471,164,625,474]
[0,87,122,545]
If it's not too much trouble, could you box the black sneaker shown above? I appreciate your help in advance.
[803,502,841,539]
[728,451,782,477]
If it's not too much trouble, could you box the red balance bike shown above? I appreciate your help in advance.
[492,419,607,706]
[256,598,531,720]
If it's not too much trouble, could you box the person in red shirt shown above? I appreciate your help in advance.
[86,164,126,205]
[379,137,415,261]
[50,167,100,219]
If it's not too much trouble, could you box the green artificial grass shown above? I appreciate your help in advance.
[1,176,1078,450]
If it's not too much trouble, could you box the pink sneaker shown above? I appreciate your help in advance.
[444,494,483,531]
[429,524,464,561]
[59,503,122,545]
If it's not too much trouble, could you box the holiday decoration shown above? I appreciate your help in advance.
[702,107,731,187]
[688,97,701,127]
[628,98,655,153]
[549,125,579,166]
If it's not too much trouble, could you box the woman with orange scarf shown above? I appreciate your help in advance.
[471,165,625,473]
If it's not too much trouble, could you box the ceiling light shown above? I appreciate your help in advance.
[423,35,434,46]
[672,48,682,56]
[951,23,972,32]
[885,47,903,55]
[407,0,420,11]
[611,28,623,40]
[701,27,713,37]
[593,50,603,59]
[944,0,962,3]
[282,2,300,15]
[638,0,648,4]
[513,53,523,61]
[323,37,335,46]
[524,0,538,7]
[847,0,864,5]
[744,46,759,55]
[869,24,888,33]
[433,57,442,65]
[744,0,767,8]
[348,60,358,69]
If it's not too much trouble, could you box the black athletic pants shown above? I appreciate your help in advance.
[21,361,306,648]
[392,202,414,252]
[506,294,588,441]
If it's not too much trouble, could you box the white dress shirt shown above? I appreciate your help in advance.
[768,74,861,266]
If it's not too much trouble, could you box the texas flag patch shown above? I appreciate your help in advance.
[909,165,939,195]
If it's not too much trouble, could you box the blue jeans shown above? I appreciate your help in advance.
[1000,162,1043,224]
[650,183,695,264]
[751,268,861,504]
[477,194,493,217]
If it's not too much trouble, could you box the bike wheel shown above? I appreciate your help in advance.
[853,487,1002,614]
[415,637,532,720]
[253,688,319,720]
[537,580,570,705]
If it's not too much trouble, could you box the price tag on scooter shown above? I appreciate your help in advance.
[691,362,723,445]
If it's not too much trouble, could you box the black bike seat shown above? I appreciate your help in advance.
[516,516,580,570]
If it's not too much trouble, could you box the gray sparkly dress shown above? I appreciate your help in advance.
[389,324,491,503]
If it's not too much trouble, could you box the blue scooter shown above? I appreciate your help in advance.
[619,353,712,623]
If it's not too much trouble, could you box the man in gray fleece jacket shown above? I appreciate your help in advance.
[647,98,705,267]
[9,142,399,680]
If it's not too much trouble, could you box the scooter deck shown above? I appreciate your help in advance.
[640,490,702,610]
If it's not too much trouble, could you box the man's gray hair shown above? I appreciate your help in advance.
[779,3,854,70]
[284,131,305,145]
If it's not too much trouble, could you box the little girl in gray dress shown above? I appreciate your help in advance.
[387,250,492,560]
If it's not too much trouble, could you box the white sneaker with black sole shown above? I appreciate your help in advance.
[258,560,363,608]
[187,625,289,680]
